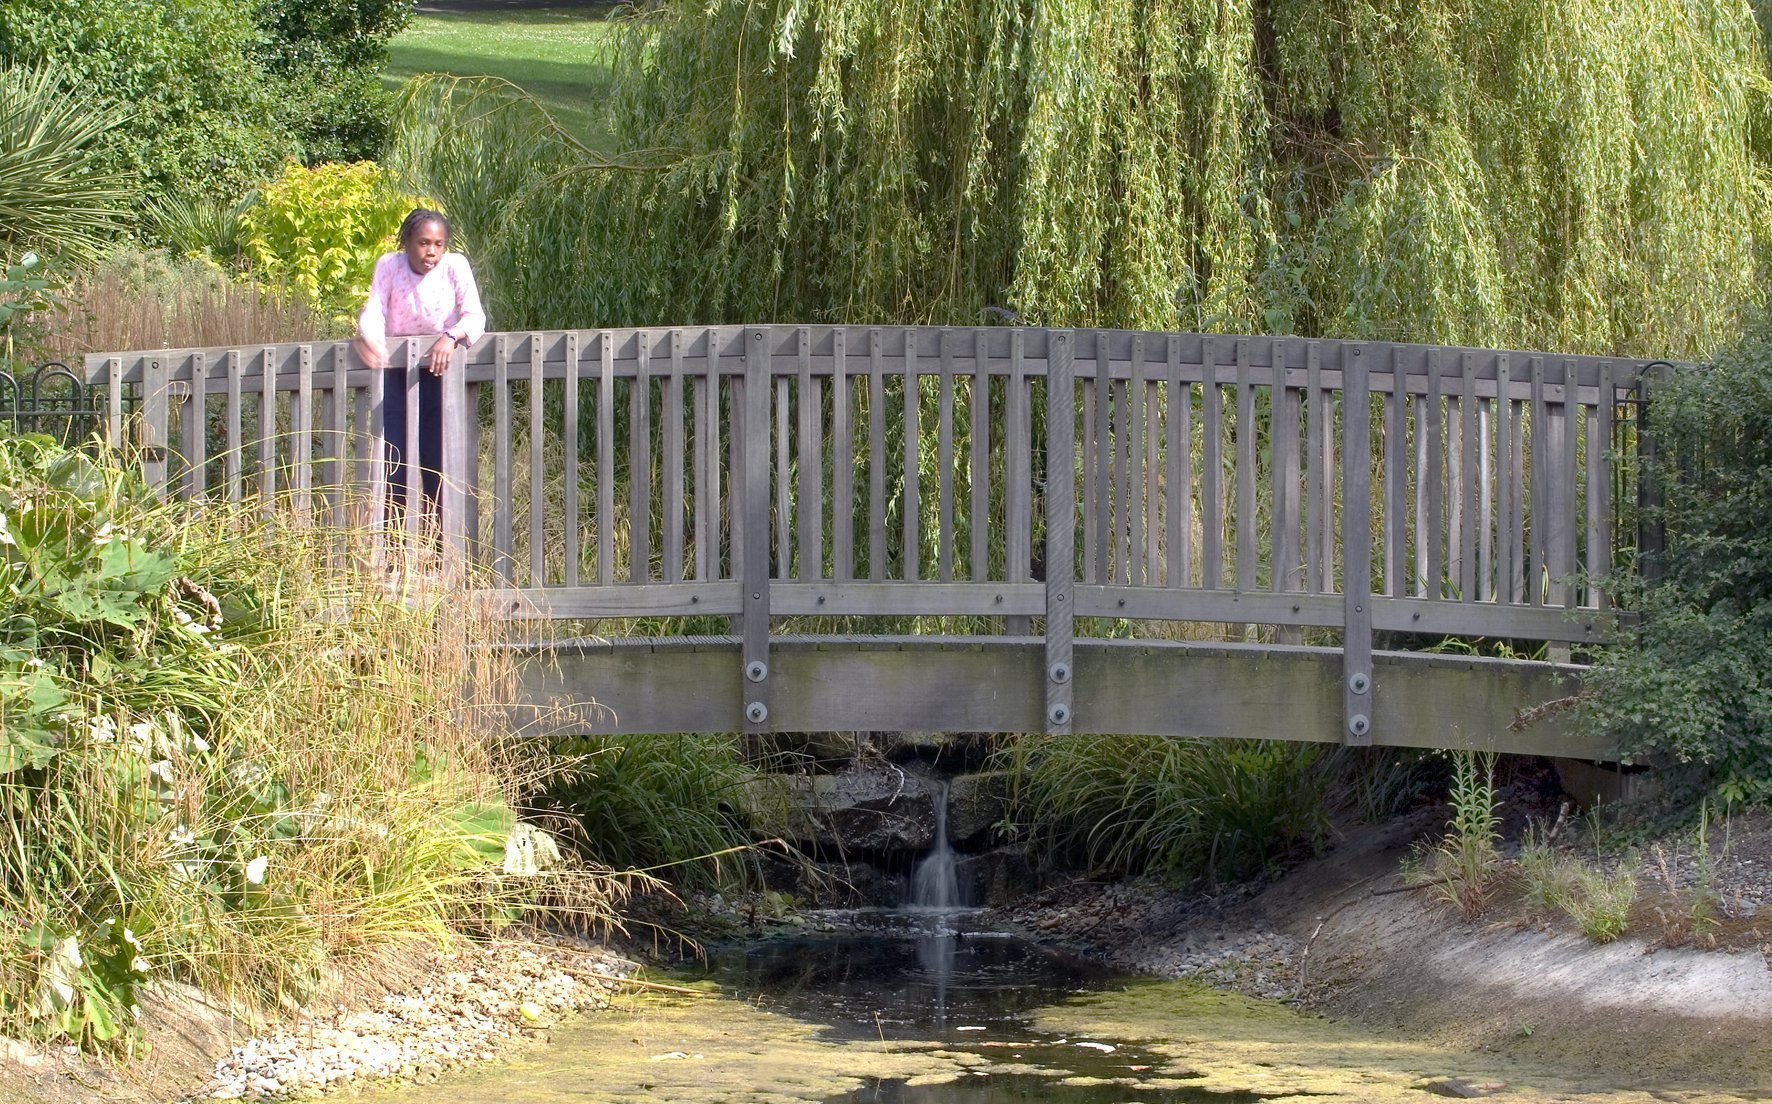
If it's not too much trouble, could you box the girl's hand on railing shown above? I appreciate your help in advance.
[354,336,388,370]
[427,335,456,376]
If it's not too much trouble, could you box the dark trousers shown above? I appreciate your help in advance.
[383,366,443,530]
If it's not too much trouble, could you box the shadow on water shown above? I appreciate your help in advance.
[834,1072,1270,1103]
[703,918,1107,1039]
[701,914,1255,1104]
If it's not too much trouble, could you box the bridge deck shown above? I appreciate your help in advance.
[87,325,1661,752]
[513,635,1599,758]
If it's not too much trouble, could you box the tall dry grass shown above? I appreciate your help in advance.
[0,438,621,1047]
[39,251,340,362]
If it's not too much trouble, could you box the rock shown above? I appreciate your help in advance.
[947,771,1012,849]
[738,767,940,851]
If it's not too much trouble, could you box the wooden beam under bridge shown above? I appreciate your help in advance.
[508,635,1601,759]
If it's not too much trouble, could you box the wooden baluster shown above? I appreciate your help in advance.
[1273,339,1303,636]
[564,332,581,586]
[529,333,546,587]
[664,329,686,584]
[1305,342,1324,592]
[592,332,613,584]
[1529,355,1548,606]
[1236,337,1257,593]
[937,328,955,582]
[1383,347,1405,598]
[634,334,656,583]
[1006,329,1032,632]
[796,326,821,581]
[225,351,243,503]
[869,328,887,582]
[1588,361,1615,610]
[902,329,921,580]
[1167,335,1191,587]
[970,330,991,583]
[1202,338,1223,590]
[834,329,854,581]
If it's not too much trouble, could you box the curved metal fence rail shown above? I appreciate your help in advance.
[2,361,110,444]
[84,326,1659,748]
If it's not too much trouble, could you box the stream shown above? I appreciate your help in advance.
[365,907,1767,1103]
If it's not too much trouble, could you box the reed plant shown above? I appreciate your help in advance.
[998,733,1328,883]
[0,434,616,1049]
[38,250,337,363]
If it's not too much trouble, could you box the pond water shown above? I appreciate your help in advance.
[375,911,1769,1104]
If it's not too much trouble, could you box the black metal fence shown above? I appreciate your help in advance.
[1,361,112,444]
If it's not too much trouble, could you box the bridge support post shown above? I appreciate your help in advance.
[740,329,773,745]
[1044,331,1076,735]
[141,354,169,493]
[1343,344,1373,745]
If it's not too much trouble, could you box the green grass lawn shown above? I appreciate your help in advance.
[385,5,622,148]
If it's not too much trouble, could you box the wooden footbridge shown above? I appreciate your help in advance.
[84,326,1664,759]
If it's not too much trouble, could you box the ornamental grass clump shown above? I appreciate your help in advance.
[999,733,1329,883]
[0,435,608,1049]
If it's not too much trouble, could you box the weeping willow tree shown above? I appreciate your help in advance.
[394,0,1771,358]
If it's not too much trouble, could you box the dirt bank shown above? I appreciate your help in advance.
[997,806,1772,1092]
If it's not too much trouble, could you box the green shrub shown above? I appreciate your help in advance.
[239,160,421,318]
[255,0,413,163]
[1000,735,1329,883]
[1583,320,1772,804]
[0,0,408,222]
[0,0,286,211]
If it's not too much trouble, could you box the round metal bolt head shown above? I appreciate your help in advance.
[1348,672,1370,695]
[745,660,768,683]
[1048,662,1071,684]
[1348,713,1371,737]
[746,701,768,724]
[1048,703,1071,726]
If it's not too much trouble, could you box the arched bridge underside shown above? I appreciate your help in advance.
[87,325,1658,758]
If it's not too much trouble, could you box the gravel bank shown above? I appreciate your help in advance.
[189,934,635,1101]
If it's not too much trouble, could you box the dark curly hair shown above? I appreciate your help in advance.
[398,208,451,248]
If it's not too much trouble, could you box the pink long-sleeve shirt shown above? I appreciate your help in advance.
[357,252,487,352]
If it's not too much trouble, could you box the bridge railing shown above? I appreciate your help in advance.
[86,326,1653,741]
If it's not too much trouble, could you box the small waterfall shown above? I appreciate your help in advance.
[910,780,962,911]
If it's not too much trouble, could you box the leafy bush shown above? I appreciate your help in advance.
[999,735,1329,883]
[239,161,421,318]
[1583,320,1772,804]
[0,60,134,262]
[255,0,413,163]
[0,0,408,222]
[0,437,594,1048]
[0,0,286,211]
